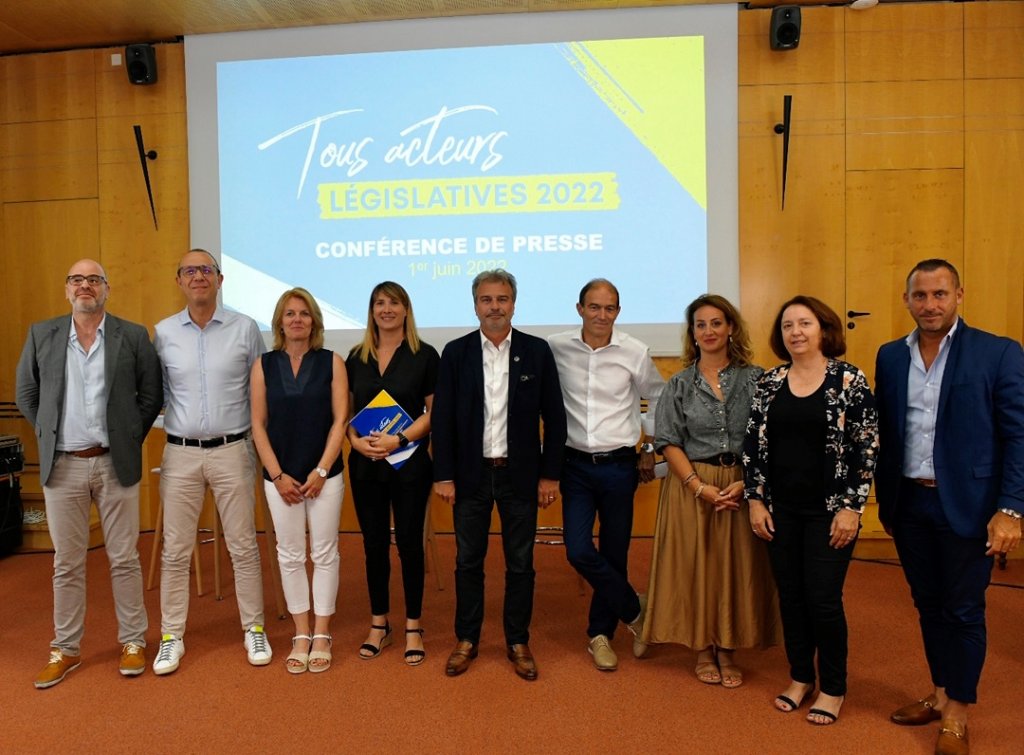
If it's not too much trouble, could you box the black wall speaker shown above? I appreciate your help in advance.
[770,6,802,51]
[125,44,158,85]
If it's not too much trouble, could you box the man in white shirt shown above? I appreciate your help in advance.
[549,279,665,671]
[17,259,162,688]
[432,270,567,680]
[151,249,270,675]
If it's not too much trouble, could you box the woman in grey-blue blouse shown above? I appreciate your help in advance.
[637,295,780,688]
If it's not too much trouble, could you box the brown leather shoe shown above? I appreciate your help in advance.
[119,642,146,677]
[891,698,943,726]
[34,648,81,689]
[445,640,477,677]
[507,643,538,681]
[935,720,968,755]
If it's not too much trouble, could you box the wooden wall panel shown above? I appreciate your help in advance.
[846,80,964,170]
[0,119,98,202]
[845,4,963,83]
[0,50,96,124]
[1,199,100,414]
[965,1,1024,80]
[94,44,187,118]
[844,169,964,381]
[964,80,1024,341]
[739,7,843,87]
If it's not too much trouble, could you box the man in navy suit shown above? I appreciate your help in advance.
[432,270,567,680]
[874,259,1023,755]
[16,259,163,688]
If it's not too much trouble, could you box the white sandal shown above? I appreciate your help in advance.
[308,634,333,673]
[286,634,312,674]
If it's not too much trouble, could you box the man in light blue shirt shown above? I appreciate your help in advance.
[16,259,162,688]
[152,249,271,675]
[875,259,1024,755]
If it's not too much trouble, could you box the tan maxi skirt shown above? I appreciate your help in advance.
[640,462,782,650]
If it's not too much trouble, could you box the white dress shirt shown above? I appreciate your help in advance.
[480,329,511,458]
[57,316,109,451]
[549,328,664,453]
[155,306,264,438]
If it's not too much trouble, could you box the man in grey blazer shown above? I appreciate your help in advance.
[16,259,163,689]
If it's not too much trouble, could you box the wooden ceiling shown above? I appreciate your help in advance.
[0,0,740,55]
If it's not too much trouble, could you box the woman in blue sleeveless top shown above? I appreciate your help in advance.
[251,287,349,674]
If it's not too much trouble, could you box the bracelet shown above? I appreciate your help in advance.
[681,472,698,486]
[271,472,284,482]
[998,507,1023,520]
[694,483,706,500]
[842,505,864,515]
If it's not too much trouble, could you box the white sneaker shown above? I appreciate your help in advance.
[153,634,185,676]
[245,625,272,666]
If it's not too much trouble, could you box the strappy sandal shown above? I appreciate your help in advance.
[308,634,332,673]
[404,628,426,667]
[694,648,721,685]
[286,634,312,674]
[358,622,392,660]
[717,649,743,689]
[775,682,815,713]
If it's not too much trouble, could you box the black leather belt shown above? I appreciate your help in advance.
[483,457,509,468]
[692,452,739,468]
[565,446,637,465]
[166,432,247,449]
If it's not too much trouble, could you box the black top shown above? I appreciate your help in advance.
[262,348,343,481]
[766,377,827,506]
[345,340,440,482]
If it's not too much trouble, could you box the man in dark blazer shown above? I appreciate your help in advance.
[432,270,567,680]
[874,259,1023,755]
[16,259,163,689]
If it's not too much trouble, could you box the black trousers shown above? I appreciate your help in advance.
[453,463,538,646]
[350,470,432,620]
[767,501,855,696]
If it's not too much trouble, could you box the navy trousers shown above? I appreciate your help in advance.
[892,481,992,704]
[452,462,538,646]
[560,456,641,639]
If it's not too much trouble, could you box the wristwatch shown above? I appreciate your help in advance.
[396,432,410,449]
[314,467,328,478]
[998,507,1022,520]
[640,442,655,454]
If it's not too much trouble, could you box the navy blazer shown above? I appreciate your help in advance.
[432,328,566,501]
[874,321,1024,538]
[15,313,164,487]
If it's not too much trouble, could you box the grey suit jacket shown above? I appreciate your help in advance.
[15,313,163,487]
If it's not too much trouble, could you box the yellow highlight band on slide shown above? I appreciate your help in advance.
[318,173,620,219]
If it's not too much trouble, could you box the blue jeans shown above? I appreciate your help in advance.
[561,457,641,639]
[453,463,538,646]
[892,481,992,704]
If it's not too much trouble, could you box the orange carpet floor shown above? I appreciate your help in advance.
[2,533,1022,754]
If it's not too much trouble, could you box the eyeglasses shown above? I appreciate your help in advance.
[177,265,220,278]
[66,275,107,287]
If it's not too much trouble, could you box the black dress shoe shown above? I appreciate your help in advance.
[891,699,943,726]
[507,643,538,681]
[445,640,477,677]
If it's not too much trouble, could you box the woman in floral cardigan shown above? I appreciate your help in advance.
[743,295,878,727]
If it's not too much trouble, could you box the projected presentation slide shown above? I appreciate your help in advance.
[217,36,707,330]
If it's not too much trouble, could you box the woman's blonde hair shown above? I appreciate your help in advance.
[352,281,422,363]
[271,287,324,351]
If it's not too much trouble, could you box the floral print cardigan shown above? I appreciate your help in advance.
[742,359,880,513]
